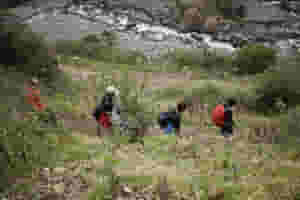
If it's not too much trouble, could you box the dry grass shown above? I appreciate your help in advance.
[57,62,300,200]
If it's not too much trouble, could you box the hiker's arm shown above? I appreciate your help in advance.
[115,104,121,114]
[174,115,181,136]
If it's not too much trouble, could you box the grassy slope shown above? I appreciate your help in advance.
[54,57,300,200]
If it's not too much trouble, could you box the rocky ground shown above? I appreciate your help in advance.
[3,58,300,199]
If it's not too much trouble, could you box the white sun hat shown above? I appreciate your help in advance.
[106,85,120,96]
[30,77,39,85]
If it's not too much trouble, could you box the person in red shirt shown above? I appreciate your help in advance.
[24,78,60,128]
[212,98,237,138]
[25,78,46,112]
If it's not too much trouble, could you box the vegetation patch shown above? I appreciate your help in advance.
[165,48,233,72]
[55,32,147,65]
[0,20,78,193]
[233,44,277,75]
[0,22,59,82]
[255,56,300,113]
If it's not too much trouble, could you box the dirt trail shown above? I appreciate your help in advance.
[61,65,255,141]
[62,66,203,137]
[63,65,193,89]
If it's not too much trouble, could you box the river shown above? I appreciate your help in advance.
[10,0,300,58]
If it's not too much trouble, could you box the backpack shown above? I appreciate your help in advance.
[211,104,225,127]
[158,112,169,128]
[98,112,112,128]
[93,94,115,120]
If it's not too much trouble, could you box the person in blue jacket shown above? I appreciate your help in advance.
[157,102,187,136]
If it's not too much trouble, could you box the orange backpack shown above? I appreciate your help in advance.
[26,87,46,112]
[211,104,225,127]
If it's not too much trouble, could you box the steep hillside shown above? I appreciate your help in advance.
[2,11,300,200]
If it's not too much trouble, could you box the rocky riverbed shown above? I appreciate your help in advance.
[9,0,300,58]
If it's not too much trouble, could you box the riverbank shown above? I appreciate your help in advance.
[8,0,300,57]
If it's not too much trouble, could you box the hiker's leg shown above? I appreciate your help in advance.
[97,124,102,137]
[223,125,233,138]
[220,126,226,137]
[227,126,233,137]
[165,123,173,135]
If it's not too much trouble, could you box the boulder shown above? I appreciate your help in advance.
[203,16,224,33]
[183,7,205,26]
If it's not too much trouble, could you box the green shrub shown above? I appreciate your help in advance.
[82,34,102,43]
[0,70,71,191]
[167,48,202,68]
[113,49,147,65]
[233,44,277,74]
[55,31,118,59]
[156,87,186,100]
[277,106,300,150]
[255,57,300,113]
[0,110,65,190]
[0,19,76,193]
[186,83,231,112]
[166,48,233,71]
[55,32,147,65]
[55,40,95,58]
[0,57,74,193]
[201,51,233,70]
[0,22,58,81]
[82,31,119,47]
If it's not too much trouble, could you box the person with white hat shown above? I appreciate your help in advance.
[93,85,121,137]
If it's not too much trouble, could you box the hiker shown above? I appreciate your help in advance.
[211,98,237,138]
[25,78,58,126]
[93,85,121,137]
[157,102,187,136]
[25,78,46,112]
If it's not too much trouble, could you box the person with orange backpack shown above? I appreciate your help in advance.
[211,98,237,137]
[25,78,58,127]
[25,78,46,112]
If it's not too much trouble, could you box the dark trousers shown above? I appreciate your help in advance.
[221,124,233,137]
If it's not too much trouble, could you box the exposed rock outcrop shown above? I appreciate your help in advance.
[183,7,205,26]
[203,15,223,33]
